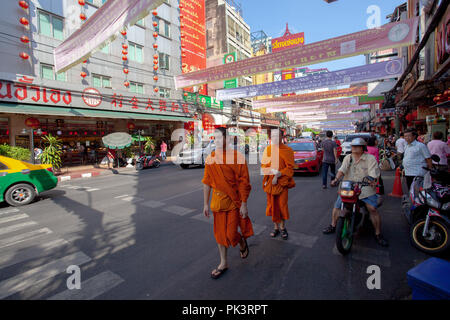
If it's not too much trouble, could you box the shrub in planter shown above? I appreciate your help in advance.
[0,144,31,161]
[39,134,63,169]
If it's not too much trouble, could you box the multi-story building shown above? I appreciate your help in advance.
[0,0,194,166]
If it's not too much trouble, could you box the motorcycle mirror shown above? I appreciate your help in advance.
[431,154,440,163]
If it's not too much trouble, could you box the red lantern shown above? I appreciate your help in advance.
[179,3,183,9]
[80,13,86,20]
[127,122,135,130]
[153,54,158,59]
[152,21,158,27]
[80,71,87,78]
[153,32,158,38]
[123,68,129,74]
[19,52,29,60]
[405,114,412,122]
[153,66,158,71]
[20,35,30,43]
[153,76,158,81]
[154,87,159,93]
[124,81,130,87]
[153,59,158,65]
[120,30,127,36]
[180,14,184,19]
[180,24,184,29]
[184,92,188,97]
[25,117,39,129]
[153,44,158,49]
[122,50,128,55]
[122,55,128,61]
[122,44,128,49]
[19,17,29,26]
[152,10,157,16]
[83,59,87,63]
[78,0,85,5]
[19,1,29,9]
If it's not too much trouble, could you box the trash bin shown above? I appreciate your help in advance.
[407,258,450,300]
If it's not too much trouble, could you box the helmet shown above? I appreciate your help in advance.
[350,137,367,146]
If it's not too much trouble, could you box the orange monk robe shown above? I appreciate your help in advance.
[261,143,296,223]
[202,149,253,247]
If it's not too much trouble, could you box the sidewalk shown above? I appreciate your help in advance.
[55,157,176,182]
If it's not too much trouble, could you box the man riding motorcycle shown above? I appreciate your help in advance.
[322,138,389,247]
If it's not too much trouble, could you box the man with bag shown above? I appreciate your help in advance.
[261,130,296,240]
[202,127,253,279]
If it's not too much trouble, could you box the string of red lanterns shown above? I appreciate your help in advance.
[121,28,129,87]
[153,11,159,94]
[18,1,31,62]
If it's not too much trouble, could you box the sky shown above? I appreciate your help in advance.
[240,0,407,71]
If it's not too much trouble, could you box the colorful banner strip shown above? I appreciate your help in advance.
[175,17,418,89]
[217,58,403,102]
[54,0,164,72]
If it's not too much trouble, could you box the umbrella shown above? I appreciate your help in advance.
[102,132,132,150]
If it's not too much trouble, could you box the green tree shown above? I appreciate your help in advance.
[143,136,156,155]
[39,134,63,169]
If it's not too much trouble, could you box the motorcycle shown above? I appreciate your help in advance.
[406,154,450,255]
[135,153,161,170]
[333,176,380,255]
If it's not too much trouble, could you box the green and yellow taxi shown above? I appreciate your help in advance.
[0,155,58,206]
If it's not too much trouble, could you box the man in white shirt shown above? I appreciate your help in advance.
[395,132,407,163]
[403,129,433,190]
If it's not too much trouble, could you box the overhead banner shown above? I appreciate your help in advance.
[266,97,360,113]
[54,0,165,72]
[217,58,403,101]
[252,86,367,109]
[175,17,418,89]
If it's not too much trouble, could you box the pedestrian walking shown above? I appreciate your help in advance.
[334,136,342,161]
[321,131,338,189]
[160,140,167,160]
[367,136,384,195]
[261,131,296,240]
[427,131,450,171]
[395,132,407,163]
[202,127,253,279]
[403,128,433,190]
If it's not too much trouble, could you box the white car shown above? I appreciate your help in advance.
[178,140,215,169]
[340,133,380,162]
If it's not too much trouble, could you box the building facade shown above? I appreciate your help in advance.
[0,0,197,166]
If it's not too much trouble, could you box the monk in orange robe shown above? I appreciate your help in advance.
[261,132,295,240]
[202,127,253,279]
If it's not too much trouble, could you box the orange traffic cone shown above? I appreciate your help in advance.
[389,167,403,198]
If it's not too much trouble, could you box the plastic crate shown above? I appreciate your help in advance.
[407,258,450,300]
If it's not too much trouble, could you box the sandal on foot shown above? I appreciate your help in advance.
[240,239,249,259]
[270,229,280,238]
[211,267,228,279]
[281,228,288,240]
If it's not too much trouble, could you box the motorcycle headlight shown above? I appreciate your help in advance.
[442,202,450,211]
[340,190,354,197]
[425,193,440,209]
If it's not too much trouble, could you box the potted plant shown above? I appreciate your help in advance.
[39,134,63,172]
[143,136,156,155]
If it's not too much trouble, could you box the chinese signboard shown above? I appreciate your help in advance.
[182,92,223,109]
[54,0,165,72]
[358,95,385,105]
[218,59,402,101]
[223,52,238,89]
[181,0,207,95]
[0,79,195,117]
[175,17,418,89]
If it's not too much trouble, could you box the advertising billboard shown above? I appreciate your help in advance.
[180,0,207,95]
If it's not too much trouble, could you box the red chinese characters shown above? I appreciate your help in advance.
[111,93,123,108]
[130,96,139,109]
[146,99,154,111]
[159,100,167,111]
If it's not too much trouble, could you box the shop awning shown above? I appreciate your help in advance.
[0,103,193,122]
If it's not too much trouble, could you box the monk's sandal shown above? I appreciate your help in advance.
[281,228,288,240]
[270,229,280,238]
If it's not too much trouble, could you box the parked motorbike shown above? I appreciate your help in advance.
[135,154,161,170]
[333,176,380,255]
[406,154,450,255]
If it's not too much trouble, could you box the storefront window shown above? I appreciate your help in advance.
[0,117,9,145]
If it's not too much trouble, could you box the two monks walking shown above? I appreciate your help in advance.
[202,128,295,279]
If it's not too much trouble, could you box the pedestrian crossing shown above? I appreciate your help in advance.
[59,184,100,192]
[0,207,124,300]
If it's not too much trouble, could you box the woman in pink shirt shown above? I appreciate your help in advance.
[427,131,450,169]
[160,140,167,160]
[366,136,379,163]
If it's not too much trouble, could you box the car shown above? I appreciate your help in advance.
[340,132,380,162]
[0,155,58,206]
[178,140,215,169]
[287,140,323,174]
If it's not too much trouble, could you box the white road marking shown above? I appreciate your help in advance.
[121,196,144,202]
[332,245,391,267]
[0,251,91,299]
[0,228,53,250]
[0,221,37,236]
[81,173,92,178]
[47,271,124,300]
[86,188,99,192]
[114,195,129,199]
[163,205,195,216]
[191,214,267,236]
[0,239,69,269]
[60,176,71,181]
[159,187,204,202]
[141,200,165,208]
[0,209,20,216]
[65,186,81,190]
[272,230,318,248]
[0,214,29,225]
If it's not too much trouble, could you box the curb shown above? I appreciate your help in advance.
[56,161,175,182]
